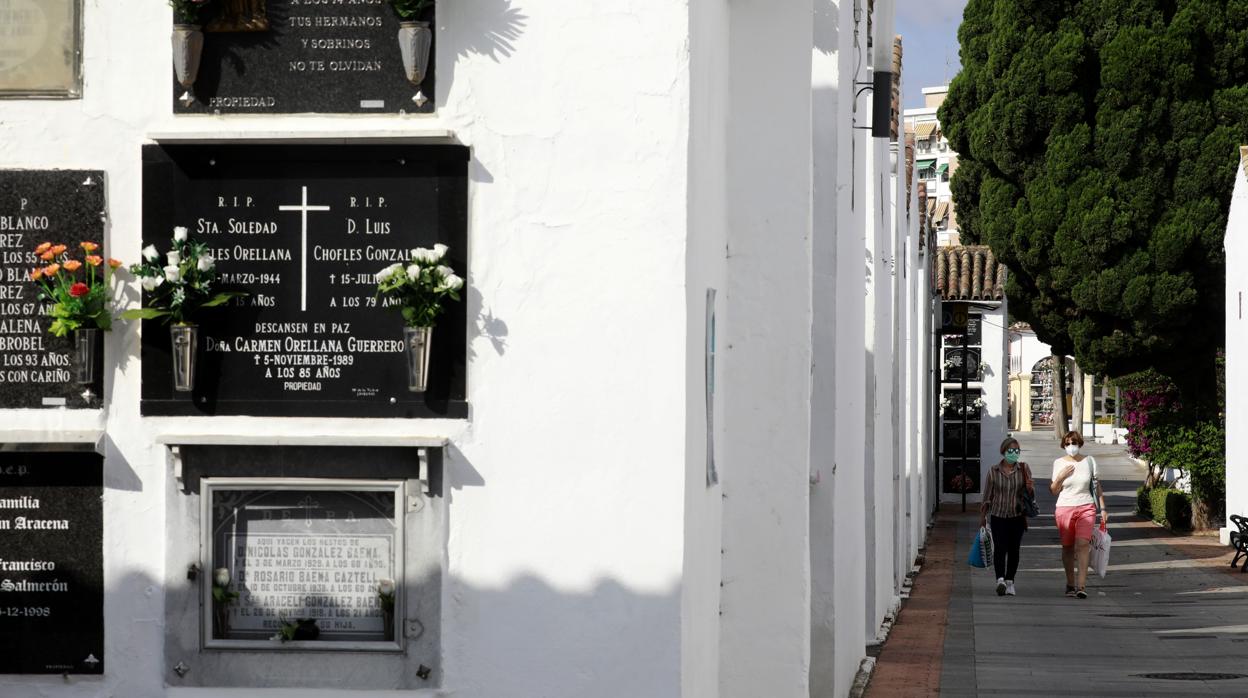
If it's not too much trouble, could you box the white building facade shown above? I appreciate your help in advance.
[0,1,938,697]
[904,86,960,247]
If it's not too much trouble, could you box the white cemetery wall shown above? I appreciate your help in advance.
[718,2,815,696]
[681,0,730,693]
[1223,147,1248,544]
[0,3,696,697]
[1013,331,1052,382]
[830,0,873,693]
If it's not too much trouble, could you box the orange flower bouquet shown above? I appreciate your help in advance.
[29,241,123,337]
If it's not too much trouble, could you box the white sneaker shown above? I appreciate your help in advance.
[995,578,1006,596]
[1005,580,1016,596]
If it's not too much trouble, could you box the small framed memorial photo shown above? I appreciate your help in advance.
[0,0,84,99]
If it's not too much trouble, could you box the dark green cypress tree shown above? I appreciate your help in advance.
[941,0,1248,402]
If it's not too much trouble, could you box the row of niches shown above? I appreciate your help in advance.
[0,0,437,115]
[0,144,469,419]
[0,445,443,688]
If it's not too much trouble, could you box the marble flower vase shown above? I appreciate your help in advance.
[404,326,432,392]
[72,328,99,385]
[171,324,199,392]
[397,21,432,107]
[172,24,204,107]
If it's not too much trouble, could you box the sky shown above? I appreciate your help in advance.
[896,0,969,111]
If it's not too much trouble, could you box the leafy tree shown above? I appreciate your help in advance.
[940,0,1248,404]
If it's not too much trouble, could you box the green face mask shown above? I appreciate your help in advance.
[1004,450,1020,464]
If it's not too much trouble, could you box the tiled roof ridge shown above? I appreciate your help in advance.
[934,245,1007,301]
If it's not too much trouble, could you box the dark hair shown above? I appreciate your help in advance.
[1000,437,1020,454]
[1062,431,1085,447]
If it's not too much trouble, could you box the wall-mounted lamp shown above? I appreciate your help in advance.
[870,0,896,139]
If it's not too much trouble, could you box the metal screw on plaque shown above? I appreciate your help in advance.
[416,665,432,680]
[406,618,425,639]
[390,397,397,404]
[173,662,190,678]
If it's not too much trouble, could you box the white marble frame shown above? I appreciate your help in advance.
[198,478,406,653]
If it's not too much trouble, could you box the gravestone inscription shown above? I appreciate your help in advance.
[205,484,400,646]
[174,0,434,114]
[0,450,104,674]
[141,144,467,417]
[0,171,106,408]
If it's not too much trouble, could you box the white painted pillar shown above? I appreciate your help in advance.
[808,1,843,694]
[719,1,815,696]
[1223,148,1248,544]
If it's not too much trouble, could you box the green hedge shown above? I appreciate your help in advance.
[1148,488,1192,530]
[1136,485,1152,518]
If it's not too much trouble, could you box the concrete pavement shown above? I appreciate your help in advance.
[867,430,1248,697]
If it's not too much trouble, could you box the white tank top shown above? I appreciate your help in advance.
[1052,455,1096,508]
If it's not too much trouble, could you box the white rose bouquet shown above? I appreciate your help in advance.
[375,244,464,328]
[122,226,245,325]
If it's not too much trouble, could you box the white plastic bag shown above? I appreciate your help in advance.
[1090,525,1112,578]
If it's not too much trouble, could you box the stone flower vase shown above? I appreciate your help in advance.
[72,327,100,385]
[397,21,432,106]
[404,326,432,393]
[171,324,198,393]
[172,24,204,107]
[213,603,229,638]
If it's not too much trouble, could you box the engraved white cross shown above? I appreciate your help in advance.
[278,186,331,312]
[297,495,321,528]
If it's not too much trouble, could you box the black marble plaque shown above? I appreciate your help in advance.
[942,459,980,494]
[0,171,106,409]
[0,450,104,674]
[174,1,434,115]
[941,348,981,383]
[207,485,399,645]
[943,313,982,346]
[941,422,981,458]
[141,144,467,417]
[941,389,982,421]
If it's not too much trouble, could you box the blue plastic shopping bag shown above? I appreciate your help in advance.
[967,531,987,568]
[967,526,993,568]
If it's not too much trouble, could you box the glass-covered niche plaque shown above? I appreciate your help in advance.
[202,480,403,651]
[0,0,83,98]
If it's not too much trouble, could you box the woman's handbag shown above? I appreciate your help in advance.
[1019,488,1040,518]
[1018,463,1039,517]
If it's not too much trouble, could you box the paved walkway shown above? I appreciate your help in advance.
[867,431,1248,697]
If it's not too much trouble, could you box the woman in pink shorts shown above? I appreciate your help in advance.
[1050,431,1107,598]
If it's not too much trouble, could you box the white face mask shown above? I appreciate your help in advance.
[1065,444,1081,457]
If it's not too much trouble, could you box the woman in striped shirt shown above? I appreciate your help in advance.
[979,437,1035,596]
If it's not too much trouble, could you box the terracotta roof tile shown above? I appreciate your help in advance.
[935,246,1007,301]
[891,36,903,142]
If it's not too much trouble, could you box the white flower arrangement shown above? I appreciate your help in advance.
[123,226,243,325]
[375,244,463,328]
